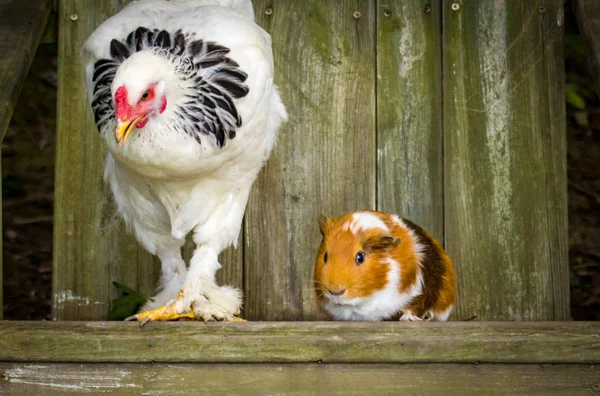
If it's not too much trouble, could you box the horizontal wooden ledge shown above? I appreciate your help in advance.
[1,321,599,364]
[1,363,599,395]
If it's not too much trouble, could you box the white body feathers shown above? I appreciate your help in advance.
[82,0,286,314]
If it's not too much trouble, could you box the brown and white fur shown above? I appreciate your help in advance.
[314,211,455,322]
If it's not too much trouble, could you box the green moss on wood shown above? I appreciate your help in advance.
[442,0,568,320]
[245,0,377,321]
[0,321,599,364]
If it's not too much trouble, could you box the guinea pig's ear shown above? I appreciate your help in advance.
[318,215,330,236]
[364,234,401,252]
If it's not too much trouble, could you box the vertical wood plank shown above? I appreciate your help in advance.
[53,0,245,320]
[215,242,244,292]
[246,0,377,320]
[376,0,443,242]
[54,0,136,320]
[443,1,568,320]
[136,250,161,300]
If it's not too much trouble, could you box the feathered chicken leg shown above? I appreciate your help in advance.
[126,245,244,326]
[126,188,250,326]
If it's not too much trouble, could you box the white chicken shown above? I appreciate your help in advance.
[82,0,286,324]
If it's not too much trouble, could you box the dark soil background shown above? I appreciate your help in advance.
[564,9,600,320]
[2,9,599,320]
[2,46,56,320]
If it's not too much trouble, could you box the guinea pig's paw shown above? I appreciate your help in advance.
[399,312,423,322]
[422,311,434,321]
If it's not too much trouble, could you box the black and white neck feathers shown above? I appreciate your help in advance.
[91,27,249,148]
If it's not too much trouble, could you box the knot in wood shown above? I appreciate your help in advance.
[451,3,460,11]
[69,14,79,21]
[424,4,432,14]
[265,7,273,16]
[538,6,546,13]
[353,10,362,19]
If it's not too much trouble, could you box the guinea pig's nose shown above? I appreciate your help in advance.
[328,288,346,296]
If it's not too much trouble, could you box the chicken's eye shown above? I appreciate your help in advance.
[324,252,328,264]
[141,90,150,101]
[355,251,365,265]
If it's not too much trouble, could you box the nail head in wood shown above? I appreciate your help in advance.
[69,14,78,21]
[265,7,273,16]
[451,3,460,11]
[353,10,361,19]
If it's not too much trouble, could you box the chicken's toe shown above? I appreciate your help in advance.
[125,290,194,326]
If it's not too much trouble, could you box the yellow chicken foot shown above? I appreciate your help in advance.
[125,290,245,326]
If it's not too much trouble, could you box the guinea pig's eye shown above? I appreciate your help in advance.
[324,252,328,264]
[355,251,365,265]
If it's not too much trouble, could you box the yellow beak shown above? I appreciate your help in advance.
[115,115,143,147]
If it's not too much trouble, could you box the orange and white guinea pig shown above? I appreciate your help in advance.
[314,210,455,322]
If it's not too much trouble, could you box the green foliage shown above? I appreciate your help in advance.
[566,85,587,110]
[108,282,148,321]
[565,34,594,127]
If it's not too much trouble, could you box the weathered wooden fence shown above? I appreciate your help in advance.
[3,1,600,394]
[51,0,568,322]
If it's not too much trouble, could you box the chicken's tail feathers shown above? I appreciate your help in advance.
[169,0,255,20]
